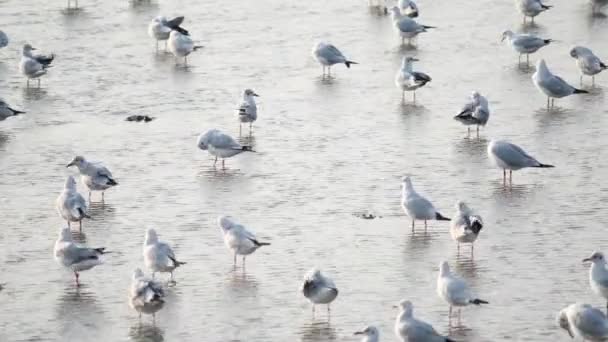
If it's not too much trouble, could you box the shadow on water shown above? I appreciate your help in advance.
[225,269,259,294]
[128,0,159,12]
[129,321,164,342]
[60,8,85,18]
[519,21,543,33]
[237,134,256,148]
[448,322,474,341]
[22,87,48,101]
[491,183,537,202]
[453,255,482,282]
[396,101,429,117]
[88,202,117,220]
[70,229,87,244]
[299,319,337,342]
[453,136,488,159]
[0,131,11,151]
[55,286,105,338]
[404,230,440,256]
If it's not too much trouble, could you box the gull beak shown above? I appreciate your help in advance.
[567,326,574,338]
[392,305,398,308]
[66,162,74,168]
[583,258,592,263]
[411,58,420,62]
[253,93,260,97]
[500,35,506,42]
[354,331,364,335]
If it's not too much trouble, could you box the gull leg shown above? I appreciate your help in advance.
[401,91,405,103]
[424,220,427,232]
[411,220,415,232]
[222,159,226,170]
[467,127,470,138]
[518,54,521,66]
[328,66,331,78]
[213,156,218,166]
[503,169,506,186]
[74,271,80,286]
[249,122,253,135]
[476,125,480,138]
[413,91,417,104]
[551,98,555,108]
[79,220,82,231]
[239,123,242,136]
[509,170,513,185]
[68,221,71,229]
[449,305,453,317]
[546,97,550,109]
[37,79,41,88]
[471,243,475,257]
[526,54,530,68]
[101,192,105,202]
[26,79,29,88]
[233,252,237,265]
[531,16,534,24]
[592,75,595,87]
[88,191,91,202]
[242,256,246,269]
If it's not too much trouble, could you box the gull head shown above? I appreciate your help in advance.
[557,307,573,338]
[389,6,402,18]
[402,56,419,67]
[569,46,591,59]
[145,228,159,245]
[59,227,72,241]
[455,200,469,212]
[243,89,260,98]
[218,215,235,232]
[583,251,605,264]
[401,176,413,190]
[471,91,481,100]
[64,175,77,190]
[133,268,145,280]
[22,44,35,55]
[439,260,450,276]
[396,299,414,316]
[500,30,514,42]
[66,156,86,169]
[354,326,378,338]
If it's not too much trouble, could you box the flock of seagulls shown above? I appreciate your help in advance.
[0,0,607,340]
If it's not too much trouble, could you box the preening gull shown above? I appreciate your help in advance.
[558,303,608,341]
[238,88,259,136]
[450,201,483,254]
[395,57,431,104]
[148,16,188,51]
[301,268,338,313]
[570,46,607,86]
[129,268,166,319]
[532,59,588,108]
[400,176,450,231]
[19,44,54,88]
[197,129,254,169]
[218,216,270,266]
[56,176,89,231]
[67,156,118,201]
[394,300,454,342]
[487,140,554,185]
[453,91,489,137]
[312,42,357,78]
[54,227,108,286]
[143,228,186,282]
[436,261,488,320]
[168,30,202,66]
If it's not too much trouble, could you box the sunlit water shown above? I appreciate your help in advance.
[0,0,607,341]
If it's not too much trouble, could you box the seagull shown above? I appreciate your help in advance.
[67,0,79,10]
[129,268,166,319]
[437,261,488,322]
[167,30,202,66]
[53,227,108,286]
[583,252,608,314]
[66,156,118,201]
[570,46,607,86]
[450,201,483,255]
[218,216,270,266]
[0,30,8,49]
[515,0,552,23]
[148,16,188,52]
[589,0,608,13]
[301,268,338,313]
[400,176,450,232]
[19,44,54,88]
[56,176,89,231]
[395,57,431,104]
[558,303,608,341]
[197,129,254,169]
[0,99,25,121]
[487,140,554,185]
[238,89,259,136]
[453,91,489,138]
[389,6,435,46]
[501,30,552,68]
[311,42,357,78]
[354,326,379,342]
[394,300,455,342]
[533,59,588,108]
[399,0,419,17]
[143,228,186,282]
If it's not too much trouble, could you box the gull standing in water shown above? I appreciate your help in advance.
[0,30,8,49]
[218,216,270,267]
[143,228,186,282]
[148,16,188,52]
[354,326,379,342]
[487,140,554,185]
[301,268,338,313]
[515,0,552,23]
[501,30,552,68]
[533,59,588,109]
[394,300,454,342]
[453,91,489,138]
[437,261,488,322]
[389,6,435,46]
[54,227,108,286]
[129,268,165,319]
[168,30,202,66]
[557,303,608,340]
[0,99,24,121]
[583,252,608,314]
[399,0,419,17]
[237,89,259,136]
[400,176,450,232]
[56,176,89,231]
[197,129,254,169]
[395,57,431,104]
[570,46,607,86]
[450,201,483,255]
[67,156,118,201]
[589,0,608,13]
[312,42,357,78]
[19,44,54,88]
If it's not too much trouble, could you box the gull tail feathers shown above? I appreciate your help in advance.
[169,256,186,267]
[241,146,255,152]
[469,298,489,305]
[9,108,25,115]
[193,45,204,51]
[344,60,358,68]
[573,88,588,94]
[94,247,109,254]
[470,218,483,235]
[435,212,451,221]
[422,25,436,30]
[534,163,554,168]
[600,62,607,70]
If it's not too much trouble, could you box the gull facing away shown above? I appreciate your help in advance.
[583,252,608,314]
[143,228,186,282]
[501,30,552,68]
[148,16,188,52]
[487,140,554,185]
[197,129,254,169]
[0,99,25,121]
[570,46,607,86]
[301,268,338,313]
[54,227,108,286]
[399,0,419,17]
[311,42,357,78]
[218,216,270,266]
[168,30,202,66]
[354,326,379,342]
[533,59,588,109]
[56,176,90,231]
[0,30,8,49]
[67,156,118,201]
[389,6,435,46]
[19,44,54,88]
[238,88,259,136]
[394,300,455,342]
[129,268,166,319]
[401,176,450,232]
[558,303,608,341]
[453,91,489,138]
[515,0,552,23]
[450,201,483,255]
[395,57,431,104]
[437,261,488,321]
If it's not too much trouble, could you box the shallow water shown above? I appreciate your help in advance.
[0,0,607,341]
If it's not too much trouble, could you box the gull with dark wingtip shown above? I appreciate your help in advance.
[453,91,489,138]
[67,156,118,202]
[570,46,607,86]
[487,140,554,186]
[238,89,259,136]
[533,59,588,109]
[301,268,338,314]
[395,56,431,104]
[54,227,108,286]
[401,176,450,231]
[19,44,54,88]
[389,6,434,46]
[0,98,24,121]
[312,42,357,78]
[148,16,189,52]
[515,0,552,23]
